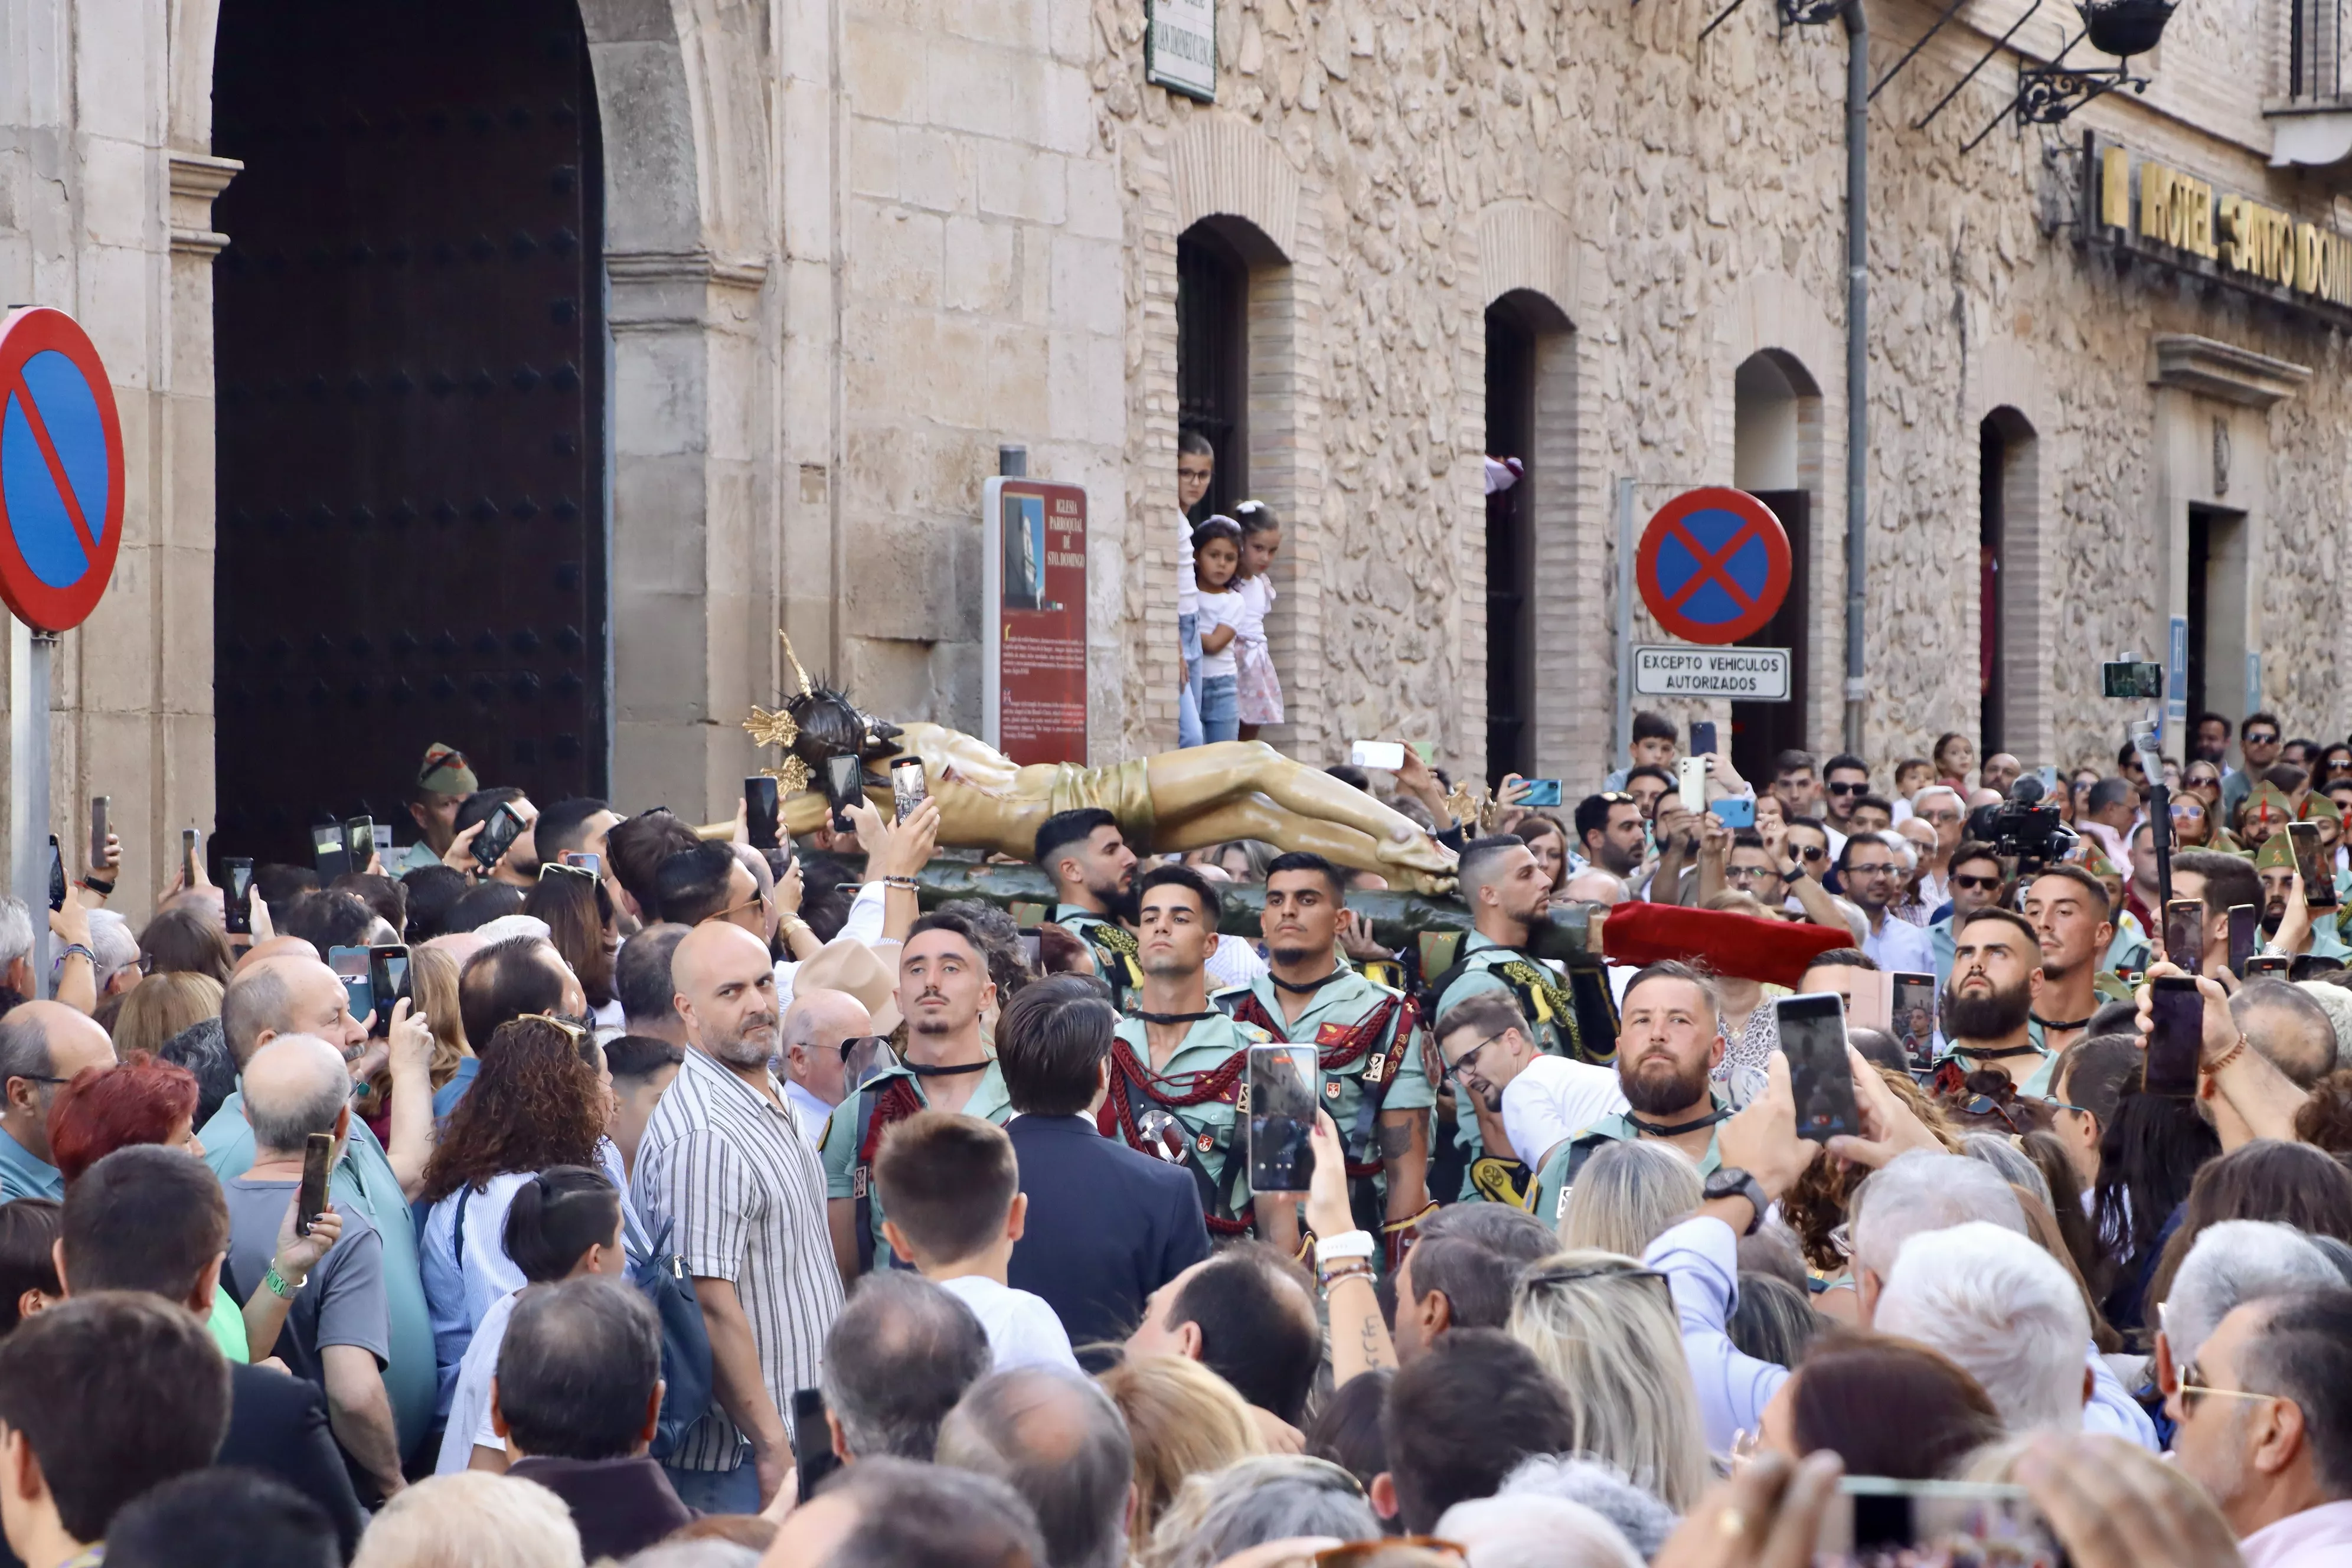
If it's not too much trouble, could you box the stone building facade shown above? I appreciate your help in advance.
[0,0,2347,902]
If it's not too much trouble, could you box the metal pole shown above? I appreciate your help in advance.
[8,623,51,998]
[1841,0,1870,756]
[1615,476,1636,767]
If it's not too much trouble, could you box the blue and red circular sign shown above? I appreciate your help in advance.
[0,307,123,633]
[1635,487,1792,645]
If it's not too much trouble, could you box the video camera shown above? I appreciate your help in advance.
[1964,774,2076,870]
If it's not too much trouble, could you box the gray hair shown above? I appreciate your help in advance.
[1876,1221,2089,1433]
[1850,1150,2027,1282]
[240,1034,351,1154]
[820,1272,991,1461]
[937,1367,1133,1568]
[1960,1133,2052,1211]
[220,963,295,1067]
[1492,1453,1680,1559]
[2161,1220,2341,1373]
[1560,867,1629,906]
[1557,1139,1703,1256]
[0,896,30,974]
[1142,1456,1378,1568]
[86,910,139,991]
[0,1009,53,1091]
[1436,1494,1644,1568]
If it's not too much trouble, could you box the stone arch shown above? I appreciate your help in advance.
[1170,117,1302,262]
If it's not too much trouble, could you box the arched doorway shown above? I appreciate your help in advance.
[1730,351,1819,786]
[210,0,608,863]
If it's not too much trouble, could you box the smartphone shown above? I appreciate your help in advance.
[1775,992,1860,1142]
[2164,897,2205,974]
[558,850,601,876]
[223,857,256,936]
[2289,821,2338,909]
[822,754,864,832]
[891,756,929,823]
[1517,778,1563,808]
[1676,755,1706,814]
[87,796,108,871]
[1819,1476,2062,1567]
[1890,971,1938,1069]
[367,946,410,1038]
[791,1388,841,1503]
[1690,720,1718,758]
[295,1131,334,1237]
[312,822,352,882]
[1017,929,1042,970]
[1245,1044,1319,1193]
[2101,659,2163,700]
[471,803,524,871]
[1713,796,1756,829]
[45,837,63,914]
[181,827,202,888]
[343,816,376,871]
[2246,954,2292,979]
[2034,765,2060,799]
[2147,975,2203,1095]
[744,775,780,851]
[1350,740,1406,771]
[327,945,374,1027]
[2228,904,2259,976]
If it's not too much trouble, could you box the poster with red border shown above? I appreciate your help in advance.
[982,478,1087,766]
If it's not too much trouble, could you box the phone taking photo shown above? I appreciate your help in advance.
[1890,971,1938,1070]
[822,755,863,832]
[1349,740,1406,772]
[1246,1044,1319,1193]
[223,857,256,936]
[1712,796,1756,829]
[87,796,108,873]
[368,946,410,1039]
[744,776,781,851]
[296,1131,335,1237]
[2228,904,2259,978]
[181,827,202,888]
[1776,992,1858,1142]
[327,945,374,1027]
[312,822,352,882]
[2164,897,2205,975]
[1819,1477,2063,1568]
[1689,720,1718,758]
[2289,821,2338,909]
[45,837,63,914]
[891,756,929,823]
[2146,975,2203,1096]
[471,803,525,871]
[2246,954,2292,979]
[792,1388,842,1503]
[1676,755,1706,814]
[343,816,376,871]
[1517,778,1563,808]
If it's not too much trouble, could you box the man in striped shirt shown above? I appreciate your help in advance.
[632,920,842,1513]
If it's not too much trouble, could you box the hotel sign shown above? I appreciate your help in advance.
[2086,133,2352,325]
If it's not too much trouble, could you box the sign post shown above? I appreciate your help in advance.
[0,306,126,995]
[981,476,1088,767]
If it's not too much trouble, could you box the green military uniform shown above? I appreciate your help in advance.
[1098,1011,1270,1235]
[1054,904,1143,1008]
[822,1059,1012,1270]
[1531,1096,1730,1227]
[1929,1043,2058,1100]
[2253,823,2352,962]
[1214,968,1435,1234]
[1426,933,1603,1203]
[2103,909,2152,978]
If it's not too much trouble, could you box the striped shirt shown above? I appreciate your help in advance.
[631,1046,843,1471]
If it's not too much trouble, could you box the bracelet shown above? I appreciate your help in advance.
[2201,1035,2250,1077]
[263,1263,303,1299]
[78,876,113,896]
[881,876,919,892]
[1313,1229,1377,1266]
[55,945,93,967]
[1317,1260,1375,1292]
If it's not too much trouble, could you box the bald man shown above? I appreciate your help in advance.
[202,955,438,1465]
[780,987,873,1146]
[631,920,842,1512]
[0,1001,116,1201]
[224,1034,404,1500]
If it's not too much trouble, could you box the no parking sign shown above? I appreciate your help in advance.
[0,307,124,633]
[1634,487,1791,646]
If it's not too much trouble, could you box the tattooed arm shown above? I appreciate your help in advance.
[1308,1112,1396,1388]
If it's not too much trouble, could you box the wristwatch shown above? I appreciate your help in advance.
[1702,1166,1769,1235]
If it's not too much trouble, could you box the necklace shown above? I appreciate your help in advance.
[1626,1106,1729,1139]
[1136,1010,1217,1027]
[1271,968,1346,995]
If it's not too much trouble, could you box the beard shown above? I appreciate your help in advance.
[707,1015,778,1069]
[908,989,962,1037]
[1622,1050,1713,1115]
[1091,879,1141,925]
[1941,973,2033,1039]
[1269,942,1327,968]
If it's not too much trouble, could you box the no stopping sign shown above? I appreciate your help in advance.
[0,308,125,632]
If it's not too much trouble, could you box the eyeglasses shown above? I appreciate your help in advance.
[1951,873,2003,893]
[1922,809,1962,825]
[538,860,598,885]
[518,1012,592,1046]
[1443,1031,1505,1083]
[1827,780,1868,796]
[2036,1095,2092,1118]
[1847,861,1900,877]
[1792,844,1825,862]
[2178,1364,2281,1415]
[1520,1260,1675,1309]
[1726,863,1778,880]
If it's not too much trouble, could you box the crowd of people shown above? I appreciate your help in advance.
[2,695,2351,1568]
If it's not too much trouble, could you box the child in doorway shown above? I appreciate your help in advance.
[1192,516,1245,744]
[1231,500,1285,740]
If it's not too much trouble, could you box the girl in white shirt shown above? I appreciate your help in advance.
[1192,516,1244,744]
[1231,501,1285,739]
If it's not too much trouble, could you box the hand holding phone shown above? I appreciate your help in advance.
[2145,975,2204,1096]
[471,803,525,872]
[1350,740,1406,771]
[368,946,411,1040]
[1677,755,1707,814]
[296,1132,335,1237]
[223,858,256,936]
[891,756,930,823]
[181,827,203,890]
[1246,1044,1319,1193]
[1690,720,1718,759]
[1515,778,1563,809]
[744,776,781,851]
[2164,898,2206,974]
[87,797,109,875]
[312,822,352,882]
[792,1389,842,1502]
[2289,821,2338,910]
[1777,993,1860,1141]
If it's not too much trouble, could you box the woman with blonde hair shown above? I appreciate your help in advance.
[1508,1250,1710,1510]
[109,971,223,1060]
[1557,1138,1702,1256]
[1097,1355,1265,1551]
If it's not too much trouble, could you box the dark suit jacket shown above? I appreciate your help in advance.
[1006,1113,1211,1364]
[222,1360,368,1562]
[509,1454,697,1562]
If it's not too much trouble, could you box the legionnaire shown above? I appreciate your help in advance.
[1423,835,1612,1203]
[2019,864,2128,1058]
[1097,863,1270,1237]
[1214,851,1433,1263]
[1034,808,1145,1007]
[2255,819,2352,962]
[821,912,1011,1279]
[1925,908,2059,1099]
[1532,961,1732,1224]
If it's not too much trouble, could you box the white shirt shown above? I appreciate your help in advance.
[1500,1056,1629,1168]
[435,1288,520,1473]
[1196,588,1243,677]
[1175,509,1198,619]
[936,1275,1080,1372]
[1207,934,1269,992]
[1862,912,1935,973]
[784,1079,835,1148]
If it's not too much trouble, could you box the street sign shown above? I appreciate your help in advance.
[1634,487,1791,646]
[0,308,123,633]
[1634,645,1792,701]
[982,476,1088,767]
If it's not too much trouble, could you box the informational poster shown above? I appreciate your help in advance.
[1145,0,1217,102]
[982,478,1087,766]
